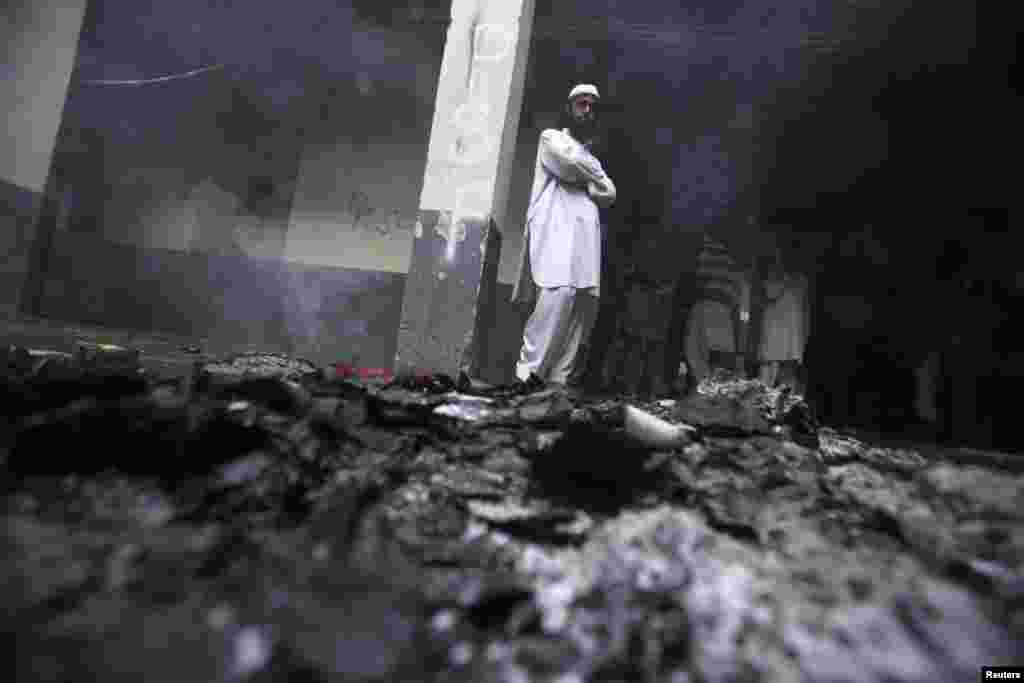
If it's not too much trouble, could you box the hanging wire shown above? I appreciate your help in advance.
[77,62,226,86]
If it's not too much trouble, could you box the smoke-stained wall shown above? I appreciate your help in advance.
[24,1,450,368]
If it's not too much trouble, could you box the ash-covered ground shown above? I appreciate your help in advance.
[2,348,1021,682]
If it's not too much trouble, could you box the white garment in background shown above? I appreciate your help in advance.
[511,128,616,304]
[516,287,598,384]
[683,298,737,387]
[759,274,809,362]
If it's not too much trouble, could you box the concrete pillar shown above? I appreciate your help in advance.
[395,0,535,379]
[1,0,88,317]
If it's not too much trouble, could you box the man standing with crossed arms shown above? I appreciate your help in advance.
[511,84,617,393]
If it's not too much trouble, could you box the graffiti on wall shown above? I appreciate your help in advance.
[343,190,417,238]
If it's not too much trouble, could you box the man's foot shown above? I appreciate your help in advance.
[456,371,496,394]
[512,372,547,395]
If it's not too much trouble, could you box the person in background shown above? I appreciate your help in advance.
[511,84,617,393]
[679,231,748,391]
[757,247,810,392]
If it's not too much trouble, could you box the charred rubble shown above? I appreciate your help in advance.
[1,346,1022,683]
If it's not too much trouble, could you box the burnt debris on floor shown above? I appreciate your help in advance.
[1,345,1022,683]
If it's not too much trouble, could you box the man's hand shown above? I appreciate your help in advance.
[588,176,616,208]
[540,129,608,186]
[538,129,616,206]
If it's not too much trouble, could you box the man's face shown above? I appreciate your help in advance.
[570,95,596,123]
[567,94,597,140]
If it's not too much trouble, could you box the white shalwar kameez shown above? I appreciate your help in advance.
[511,128,616,384]
[759,275,809,363]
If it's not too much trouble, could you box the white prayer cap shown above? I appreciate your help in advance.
[568,83,600,101]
